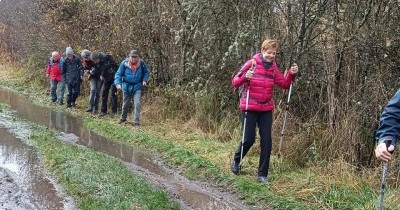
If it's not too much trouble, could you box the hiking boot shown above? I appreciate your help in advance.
[98,112,107,117]
[134,123,140,128]
[119,119,127,124]
[231,161,240,175]
[59,101,64,105]
[92,110,98,115]
[257,176,268,183]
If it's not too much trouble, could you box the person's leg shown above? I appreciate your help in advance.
[66,83,73,108]
[257,111,273,178]
[100,79,112,114]
[110,84,118,114]
[233,111,258,163]
[72,81,81,106]
[50,80,57,102]
[57,80,65,104]
[88,78,96,111]
[120,93,131,121]
[93,79,101,113]
[133,90,142,125]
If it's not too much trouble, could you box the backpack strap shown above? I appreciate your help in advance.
[250,59,256,71]
[49,57,54,66]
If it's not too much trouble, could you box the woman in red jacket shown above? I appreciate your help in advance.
[46,51,65,105]
[231,39,298,182]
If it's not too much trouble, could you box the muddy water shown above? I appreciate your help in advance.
[0,89,254,210]
[0,127,74,210]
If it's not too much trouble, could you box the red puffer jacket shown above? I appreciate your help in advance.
[46,60,63,81]
[232,53,295,111]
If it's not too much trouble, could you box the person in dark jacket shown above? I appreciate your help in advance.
[114,49,150,126]
[96,52,118,117]
[62,47,83,109]
[375,89,400,161]
[82,50,101,114]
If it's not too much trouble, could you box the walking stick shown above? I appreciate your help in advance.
[278,82,293,157]
[378,141,394,210]
[239,60,256,170]
[278,39,300,157]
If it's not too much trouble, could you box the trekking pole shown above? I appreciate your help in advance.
[239,60,256,170]
[278,38,300,157]
[379,141,394,210]
[278,82,293,156]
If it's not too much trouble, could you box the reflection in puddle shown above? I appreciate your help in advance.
[0,127,75,210]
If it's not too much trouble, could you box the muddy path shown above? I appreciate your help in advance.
[0,127,76,210]
[0,88,258,210]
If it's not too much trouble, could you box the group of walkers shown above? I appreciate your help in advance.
[46,47,149,127]
[45,39,400,186]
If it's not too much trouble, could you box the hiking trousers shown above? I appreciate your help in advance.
[66,81,81,108]
[100,79,118,114]
[233,111,273,177]
[50,79,65,103]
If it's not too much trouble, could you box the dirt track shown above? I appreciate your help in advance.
[0,168,39,210]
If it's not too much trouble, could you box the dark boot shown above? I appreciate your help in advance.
[231,160,240,175]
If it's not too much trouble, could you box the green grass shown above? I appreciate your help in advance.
[0,106,180,210]
[2,63,400,209]
[84,118,315,209]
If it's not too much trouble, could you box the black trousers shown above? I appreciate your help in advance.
[100,79,118,114]
[66,82,81,107]
[233,111,273,177]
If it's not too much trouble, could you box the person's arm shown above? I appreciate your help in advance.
[232,60,252,88]
[61,60,66,80]
[274,67,295,89]
[375,89,400,161]
[142,61,150,83]
[78,59,84,79]
[376,90,400,145]
[46,63,51,77]
[100,63,107,78]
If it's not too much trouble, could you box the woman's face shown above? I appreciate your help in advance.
[130,55,139,63]
[262,48,277,62]
[52,53,60,61]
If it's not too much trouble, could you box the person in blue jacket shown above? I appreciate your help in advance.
[114,49,150,127]
[375,89,400,161]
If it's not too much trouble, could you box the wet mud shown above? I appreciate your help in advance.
[0,127,75,210]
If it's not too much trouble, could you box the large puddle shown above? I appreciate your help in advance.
[0,89,253,210]
[0,127,75,210]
